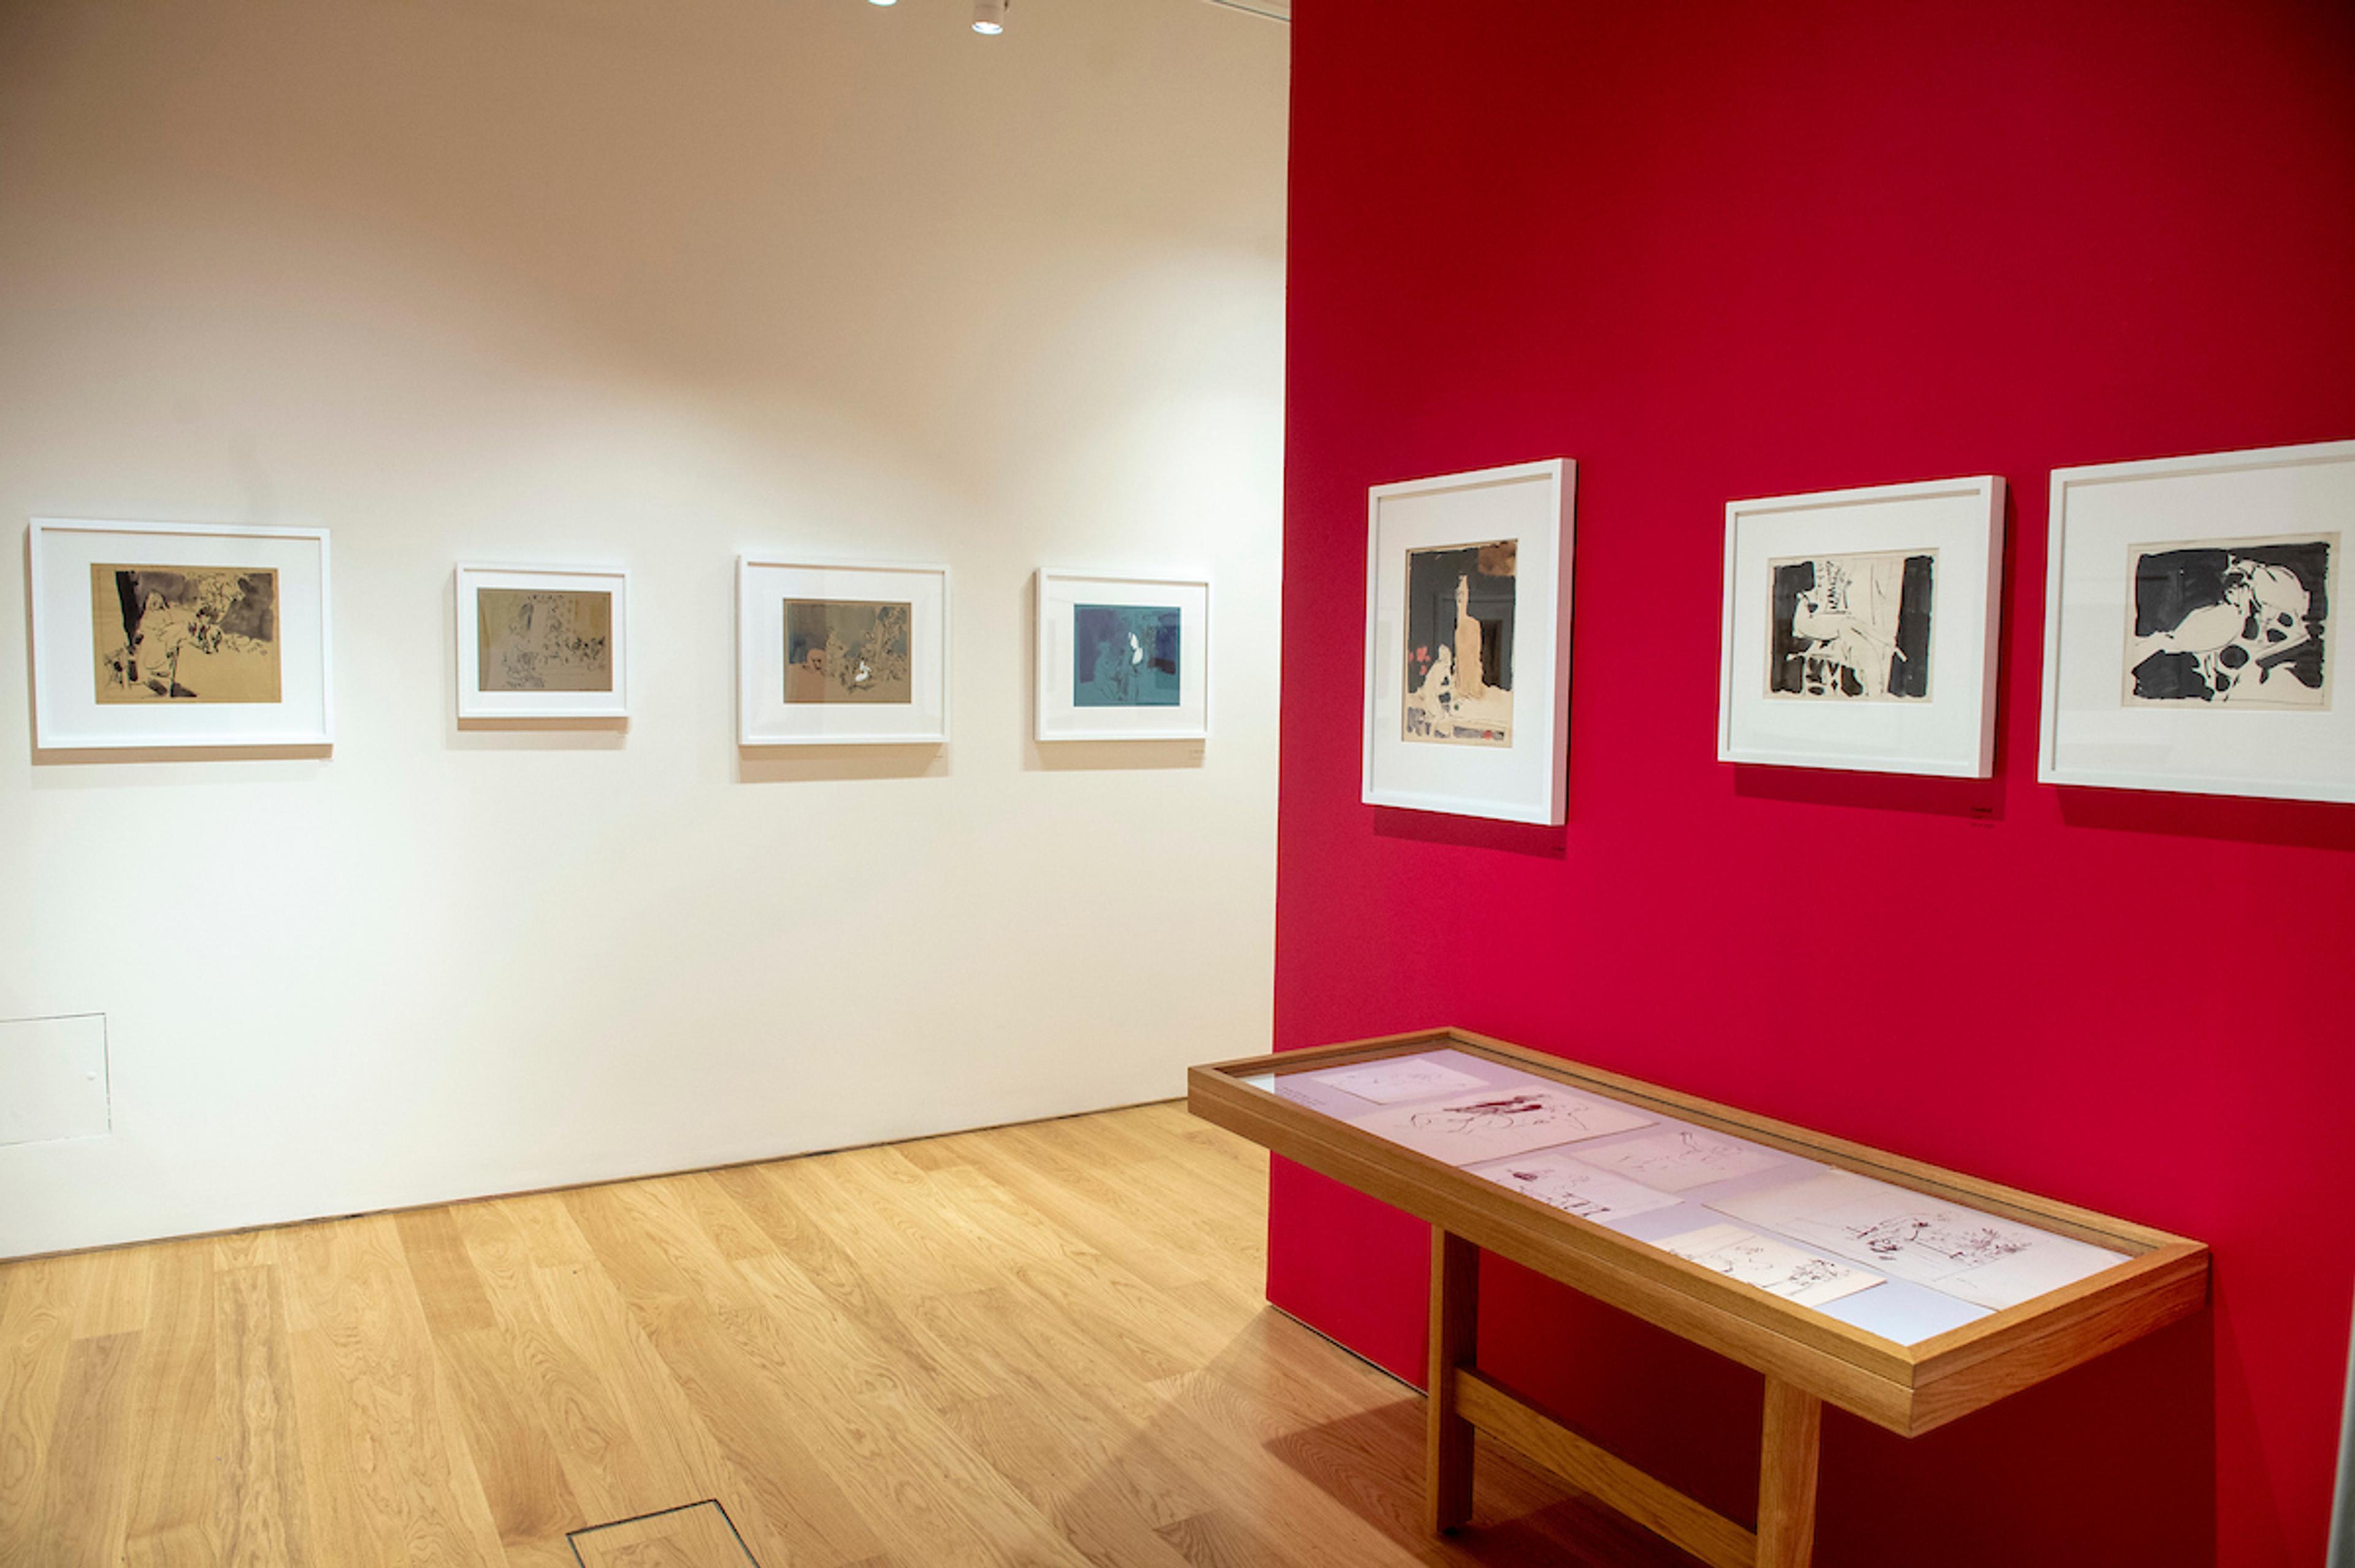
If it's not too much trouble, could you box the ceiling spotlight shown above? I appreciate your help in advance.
[866,0,896,7]
[972,0,1006,34]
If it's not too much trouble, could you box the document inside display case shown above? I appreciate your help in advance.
[1249,1045,2130,1347]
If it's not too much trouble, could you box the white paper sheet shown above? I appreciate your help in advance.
[1349,1085,1653,1166]
[1655,1222,1883,1308]
[1570,1126,1786,1193]
[1710,1172,2129,1312]
[1310,1055,1491,1105]
[1469,1152,1685,1225]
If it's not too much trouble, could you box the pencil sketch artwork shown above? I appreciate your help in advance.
[1352,1083,1652,1166]
[1712,1172,2129,1312]
[1654,1223,1882,1309]
[1569,1127,1785,1194]
[1309,1055,1490,1106]
[1073,603,1181,708]
[476,589,614,693]
[1471,1152,1683,1225]
[90,564,281,705]
[1767,548,1935,701]
[2125,535,2334,708]
[784,599,913,705]
[1403,538,1517,746]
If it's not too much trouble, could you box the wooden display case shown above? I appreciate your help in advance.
[1189,1027,2209,1568]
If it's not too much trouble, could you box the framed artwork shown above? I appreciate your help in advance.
[2039,438,2352,802]
[1361,459,1574,824]
[1717,475,2006,778]
[737,556,949,745]
[1033,568,1209,741]
[454,564,630,720]
[27,517,333,751]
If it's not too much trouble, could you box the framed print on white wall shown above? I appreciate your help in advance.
[454,564,630,720]
[28,517,334,751]
[2039,438,2351,802]
[1034,568,1210,741]
[1717,475,2006,778]
[1362,459,1574,825]
[737,556,949,746]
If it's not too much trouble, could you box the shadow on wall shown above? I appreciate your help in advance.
[735,743,948,786]
[2056,787,2355,854]
[1373,808,1567,859]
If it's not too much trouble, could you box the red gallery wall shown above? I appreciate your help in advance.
[1269,3,2355,1565]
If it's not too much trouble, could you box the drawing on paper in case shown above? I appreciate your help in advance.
[1711,1172,2129,1312]
[1767,549,1935,701]
[90,564,281,705]
[784,600,913,704]
[1569,1127,1785,1194]
[1471,1152,1683,1225]
[1074,603,1181,708]
[1309,1055,1490,1106]
[1403,539,1516,746]
[1351,1084,1652,1166]
[477,589,614,693]
[1654,1223,1882,1309]
[2124,534,2334,708]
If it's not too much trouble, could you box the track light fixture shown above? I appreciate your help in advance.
[857,0,1006,37]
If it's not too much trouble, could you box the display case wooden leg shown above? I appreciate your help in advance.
[1757,1378,1822,1568]
[1425,1227,1480,1534]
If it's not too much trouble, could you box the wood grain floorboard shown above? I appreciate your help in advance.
[0,1103,1696,1568]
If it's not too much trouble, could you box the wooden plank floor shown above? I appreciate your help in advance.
[0,1102,1691,1568]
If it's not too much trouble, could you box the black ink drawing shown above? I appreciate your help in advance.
[1403,539,1516,746]
[1767,549,1935,701]
[91,564,281,705]
[1845,1213,2028,1270]
[2127,535,2334,708]
[1655,1222,1880,1307]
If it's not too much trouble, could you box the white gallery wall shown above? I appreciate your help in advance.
[0,0,1288,1257]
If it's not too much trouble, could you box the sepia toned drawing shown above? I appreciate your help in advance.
[1403,538,1517,746]
[477,588,613,693]
[2125,534,2334,709]
[1472,1151,1683,1225]
[1352,1082,1652,1166]
[1654,1223,1882,1308]
[784,599,913,705]
[1767,548,1935,701]
[91,564,281,705]
[1073,603,1181,707]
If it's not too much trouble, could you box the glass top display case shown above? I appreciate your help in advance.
[1191,1027,2208,1439]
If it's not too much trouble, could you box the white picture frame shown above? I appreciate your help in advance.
[1033,568,1210,742]
[1361,459,1574,825]
[454,564,630,721]
[1717,475,2006,778]
[2039,438,2353,802]
[737,556,949,746]
[28,517,334,752]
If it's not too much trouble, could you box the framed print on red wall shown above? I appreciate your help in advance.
[2039,438,2353,803]
[1361,459,1575,825]
[1717,475,2007,778]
